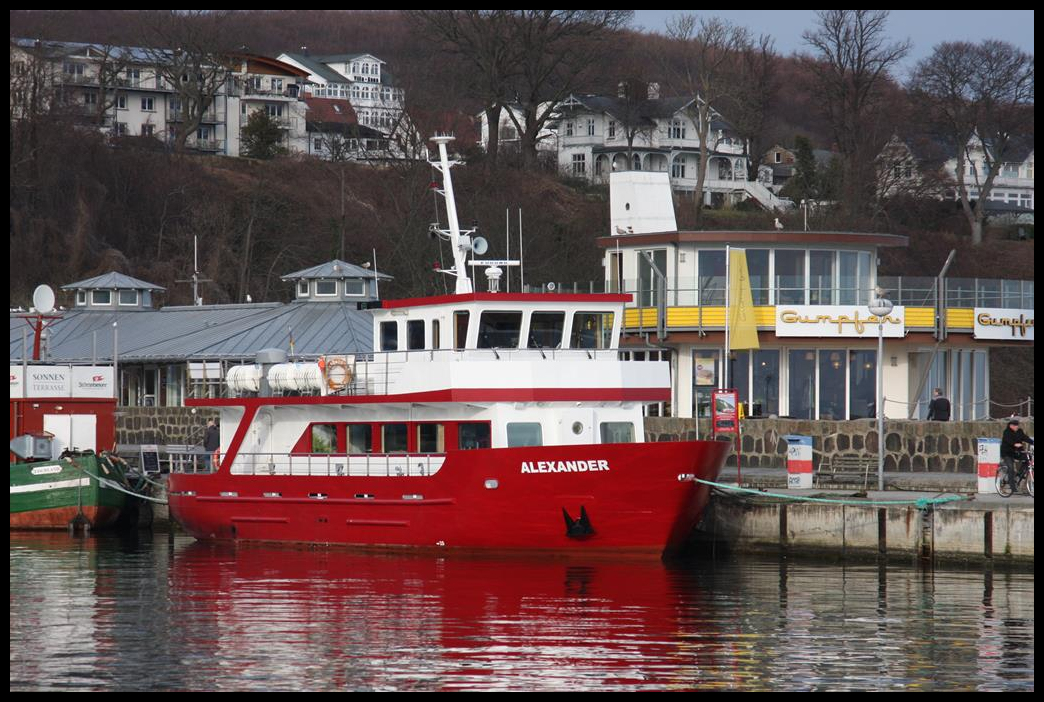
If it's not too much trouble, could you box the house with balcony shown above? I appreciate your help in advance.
[278,51,406,149]
[226,54,310,157]
[550,86,787,211]
[598,172,1033,421]
[943,134,1034,218]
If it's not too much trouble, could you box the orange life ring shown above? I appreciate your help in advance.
[325,356,351,390]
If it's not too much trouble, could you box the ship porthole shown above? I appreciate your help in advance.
[572,421,584,435]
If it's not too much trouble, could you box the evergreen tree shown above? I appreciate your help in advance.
[241,109,286,160]
[781,135,818,201]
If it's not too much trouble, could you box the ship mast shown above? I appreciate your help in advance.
[429,135,475,294]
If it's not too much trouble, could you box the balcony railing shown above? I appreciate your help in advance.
[520,277,1035,311]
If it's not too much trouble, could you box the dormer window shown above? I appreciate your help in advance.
[298,282,309,297]
[76,290,87,306]
[345,280,364,296]
[315,280,337,296]
[91,290,112,306]
[118,290,138,306]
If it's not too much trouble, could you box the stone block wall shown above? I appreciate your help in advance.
[117,407,220,447]
[645,417,1034,473]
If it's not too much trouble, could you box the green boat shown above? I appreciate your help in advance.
[10,452,129,530]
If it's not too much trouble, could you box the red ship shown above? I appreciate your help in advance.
[167,137,730,555]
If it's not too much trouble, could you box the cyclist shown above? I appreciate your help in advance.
[1000,417,1033,482]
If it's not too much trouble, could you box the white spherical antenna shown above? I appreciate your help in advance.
[472,236,488,255]
[32,285,56,314]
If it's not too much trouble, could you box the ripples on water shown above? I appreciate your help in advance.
[9,532,1034,691]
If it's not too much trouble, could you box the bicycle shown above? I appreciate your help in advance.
[996,443,1034,498]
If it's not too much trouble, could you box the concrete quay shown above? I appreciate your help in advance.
[695,466,1034,568]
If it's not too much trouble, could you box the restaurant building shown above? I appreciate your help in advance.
[599,173,1034,421]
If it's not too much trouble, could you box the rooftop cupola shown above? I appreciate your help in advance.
[61,271,165,310]
[281,259,392,304]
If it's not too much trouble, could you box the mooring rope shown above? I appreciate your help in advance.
[691,478,968,510]
[63,457,169,505]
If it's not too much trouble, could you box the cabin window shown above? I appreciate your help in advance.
[477,311,522,349]
[454,311,470,349]
[311,424,339,453]
[570,312,614,349]
[298,282,309,297]
[527,312,565,349]
[76,290,87,306]
[91,290,112,305]
[416,424,445,453]
[407,320,425,350]
[316,280,337,296]
[118,289,138,306]
[344,279,365,296]
[599,422,635,443]
[432,319,441,350]
[458,422,491,450]
[382,424,408,453]
[380,321,398,351]
[348,425,372,454]
[507,422,543,447]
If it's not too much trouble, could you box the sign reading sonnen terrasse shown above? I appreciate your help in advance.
[775,305,906,338]
[974,308,1034,340]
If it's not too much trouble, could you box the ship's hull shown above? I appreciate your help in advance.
[10,454,126,530]
[168,441,730,554]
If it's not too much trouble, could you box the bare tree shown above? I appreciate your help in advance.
[908,40,1034,244]
[141,10,236,153]
[504,10,634,170]
[725,33,778,181]
[405,10,517,165]
[663,14,754,225]
[802,10,910,221]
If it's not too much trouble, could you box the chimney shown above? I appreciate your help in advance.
[647,82,660,100]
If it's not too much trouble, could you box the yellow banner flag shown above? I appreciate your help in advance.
[728,249,760,350]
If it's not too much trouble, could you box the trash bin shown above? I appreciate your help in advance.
[976,438,1001,494]
[784,435,814,489]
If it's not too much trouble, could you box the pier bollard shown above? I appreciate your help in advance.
[976,438,1001,494]
[784,435,814,489]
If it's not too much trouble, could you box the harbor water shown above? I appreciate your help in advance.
[9,532,1034,691]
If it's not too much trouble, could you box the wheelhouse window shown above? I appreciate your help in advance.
[380,321,398,351]
[381,424,408,453]
[570,312,614,349]
[599,422,635,443]
[311,424,338,453]
[477,311,522,349]
[458,423,491,450]
[348,425,372,454]
[416,424,445,453]
[507,422,543,447]
[527,312,565,349]
[407,320,425,350]
[454,311,470,349]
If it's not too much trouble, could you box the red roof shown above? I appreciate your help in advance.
[303,97,358,126]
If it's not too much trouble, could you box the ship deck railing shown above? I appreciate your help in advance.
[170,451,447,478]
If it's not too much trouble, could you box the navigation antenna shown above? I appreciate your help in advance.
[428,135,486,294]
[176,235,213,306]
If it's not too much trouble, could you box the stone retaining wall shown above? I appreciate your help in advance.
[117,407,220,447]
[645,417,1034,473]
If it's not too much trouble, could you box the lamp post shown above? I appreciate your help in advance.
[868,293,894,491]
[800,199,808,232]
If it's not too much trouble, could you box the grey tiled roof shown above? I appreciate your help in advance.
[61,272,166,291]
[10,301,374,363]
[281,259,392,281]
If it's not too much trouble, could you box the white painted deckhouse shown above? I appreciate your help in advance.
[600,172,1034,421]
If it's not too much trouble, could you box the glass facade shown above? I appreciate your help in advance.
[788,350,816,419]
[818,350,846,420]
